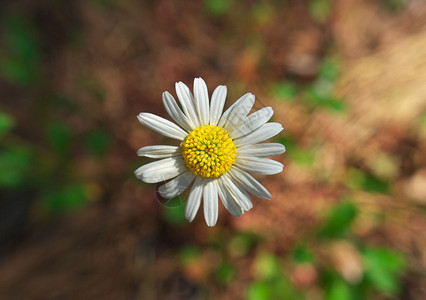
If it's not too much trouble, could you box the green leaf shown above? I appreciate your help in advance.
[344,168,390,194]
[0,56,38,85]
[277,136,316,167]
[162,197,186,225]
[318,201,357,238]
[292,244,315,264]
[215,261,236,285]
[326,277,352,300]
[305,83,346,113]
[204,0,233,16]
[178,246,200,265]
[290,149,316,166]
[323,99,346,112]
[0,15,42,85]
[0,112,15,137]
[0,147,32,188]
[86,129,111,158]
[254,253,281,279]
[277,136,296,153]
[271,81,298,102]
[310,0,332,22]
[302,57,345,112]
[41,183,89,214]
[246,281,273,300]
[229,231,260,257]
[382,0,407,11]
[45,122,73,156]
[247,273,304,300]
[319,57,340,82]
[362,175,389,194]
[418,112,426,125]
[344,168,366,190]
[363,247,406,295]
[251,3,274,25]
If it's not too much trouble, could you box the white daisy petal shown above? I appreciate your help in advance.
[229,167,272,200]
[209,85,227,126]
[137,113,187,141]
[137,145,180,158]
[235,157,284,175]
[158,170,195,199]
[218,177,244,217]
[236,143,286,157]
[185,176,203,222]
[229,107,274,139]
[203,178,219,227]
[221,173,253,211]
[218,93,254,128]
[223,93,255,129]
[234,122,283,147]
[175,81,199,128]
[194,77,210,125]
[135,157,187,183]
[162,91,193,132]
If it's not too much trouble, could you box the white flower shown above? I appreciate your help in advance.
[135,77,285,226]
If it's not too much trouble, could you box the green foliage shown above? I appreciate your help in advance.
[345,168,390,194]
[178,245,201,265]
[363,247,406,295]
[290,148,316,166]
[304,57,346,112]
[0,112,15,137]
[271,81,298,102]
[247,280,273,300]
[0,14,42,85]
[0,146,32,188]
[310,0,332,22]
[162,197,186,225]
[362,175,389,194]
[277,136,316,167]
[305,84,346,112]
[204,0,233,16]
[277,136,296,153]
[86,129,111,158]
[382,0,408,11]
[251,3,274,25]
[40,183,89,214]
[325,275,353,300]
[215,261,236,285]
[254,253,282,279]
[248,253,305,300]
[318,201,357,238]
[229,231,259,256]
[344,168,366,190]
[292,244,315,264]
[45,121,73,156]
[418,112,426,125]
[319,57,340,82]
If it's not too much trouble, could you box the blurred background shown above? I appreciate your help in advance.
[0,0,425,299]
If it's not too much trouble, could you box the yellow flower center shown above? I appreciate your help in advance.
[181,125,236,178]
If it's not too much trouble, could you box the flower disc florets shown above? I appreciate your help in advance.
[181,125,236,178]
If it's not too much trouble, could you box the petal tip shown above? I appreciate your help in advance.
[137,112,147,122]
[206,219,217,227]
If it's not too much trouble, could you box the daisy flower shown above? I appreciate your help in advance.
[135,77,285,226]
